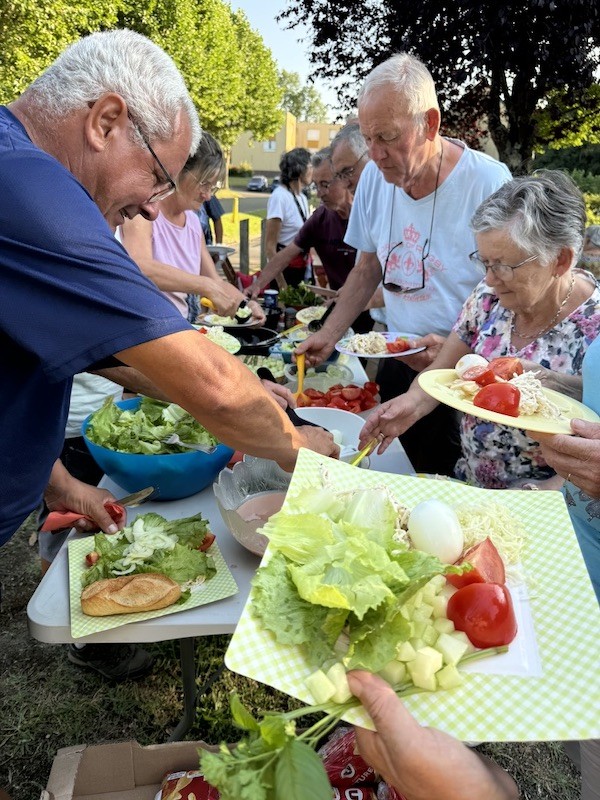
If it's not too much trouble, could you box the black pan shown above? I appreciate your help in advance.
[230,326,279,355]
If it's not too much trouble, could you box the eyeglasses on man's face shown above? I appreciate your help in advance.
[197,179,222,195]
[469,251,538,281]
[334,150,368,182]
[315,178,338,193]
[382,240,428,294]
[129,116,177,203]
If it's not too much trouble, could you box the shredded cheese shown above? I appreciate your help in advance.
[455,501,526,566]
[344,331,388,355]
[508,371,561,418]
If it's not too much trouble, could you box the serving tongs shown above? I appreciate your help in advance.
[200,296,251,324]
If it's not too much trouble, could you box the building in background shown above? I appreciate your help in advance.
[230,113,343,176]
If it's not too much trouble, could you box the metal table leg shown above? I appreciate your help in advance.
[167,637,197,742]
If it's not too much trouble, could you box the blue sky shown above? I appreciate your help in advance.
[229,0,344,119]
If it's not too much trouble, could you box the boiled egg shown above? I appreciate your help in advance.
[455,353,489,378]
[407,499,464,563]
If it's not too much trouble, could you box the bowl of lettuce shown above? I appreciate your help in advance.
[82,397,234,500]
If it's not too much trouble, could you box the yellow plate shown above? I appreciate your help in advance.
[295,306,326,324]
[418,369,600,435]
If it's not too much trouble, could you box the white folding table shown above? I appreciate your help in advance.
[27,357,414,739]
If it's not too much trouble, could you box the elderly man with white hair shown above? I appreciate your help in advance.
[297,53,511,474]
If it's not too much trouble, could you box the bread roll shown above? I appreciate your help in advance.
[81,573,181,616]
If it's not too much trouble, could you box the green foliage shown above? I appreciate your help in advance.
[533,85,600,151]
[533,144,600,176]
[280,0,600,171]
[584,194,600,225]
[0,0,283,149]
[229,162,253,177]
[278,70,329,122]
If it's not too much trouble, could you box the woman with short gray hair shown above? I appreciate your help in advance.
[362,170,600,489]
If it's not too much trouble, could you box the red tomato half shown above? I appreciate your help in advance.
[198,531,216,552]
[386,338,410,354]
[488,356,524,381]
[473,383,520,417]
[447,538,506,589]
[447,583,517,649]
[461,365,497,387]
[341,387,362,401]
[363,381,380,396]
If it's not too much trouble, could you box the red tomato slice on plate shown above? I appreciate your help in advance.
[304,388,324,400]
[447,538,506,589]
[446,583,518,649]
[198,531,215,552]
[488,357,524,381]
[461,365,497,387]
[386,338,410,354]
[341,387,362,401]
[473,382,520,417]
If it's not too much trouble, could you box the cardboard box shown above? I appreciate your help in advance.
[41,740,219,800]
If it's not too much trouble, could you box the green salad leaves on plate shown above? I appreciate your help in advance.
[86,397,218,454]
[81,512,216,589]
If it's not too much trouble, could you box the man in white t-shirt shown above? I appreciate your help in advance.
[297,53,511,474]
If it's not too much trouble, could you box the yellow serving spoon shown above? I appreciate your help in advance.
[349,437,379,467]
[293,353,307,401]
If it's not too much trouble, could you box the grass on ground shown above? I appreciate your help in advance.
[0,517,581,800]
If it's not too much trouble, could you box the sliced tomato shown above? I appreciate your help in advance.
[199,531,216,552]
[473,382,520,417]
[447,538,506,589]
[446,583,517,649]
[304,388,325,400]
[328,396,350,410]
[361,397,378,410]
[488,356,524,381]
[347,401,362,414]
[341,387,362,401]
[386,338,410,354]
[461,365,497,387]
[309,398,328,407]
[296,394,312,407]
[363,381,380,396]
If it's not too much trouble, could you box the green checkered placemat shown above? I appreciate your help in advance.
[69,538,238,638]
[225,448,600,742]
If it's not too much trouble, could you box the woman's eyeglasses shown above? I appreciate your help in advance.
[469,252,538,281]
[197,179,222,195]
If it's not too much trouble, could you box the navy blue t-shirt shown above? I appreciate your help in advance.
[0,106,190,544]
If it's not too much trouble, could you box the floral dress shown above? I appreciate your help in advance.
[452,269,600,488]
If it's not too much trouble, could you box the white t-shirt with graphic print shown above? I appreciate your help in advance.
[345,141,511,336]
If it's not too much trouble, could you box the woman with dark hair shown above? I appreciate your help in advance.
[121,132,264,323]
[265,147,314,287]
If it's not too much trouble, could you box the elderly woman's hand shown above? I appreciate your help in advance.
[534,419,600,498]
[400,333,446,372]
[359,394,421,455]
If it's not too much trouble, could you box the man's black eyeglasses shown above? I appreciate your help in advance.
[129,116,177,203]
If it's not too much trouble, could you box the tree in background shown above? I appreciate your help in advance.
[280,0,600,172]
[0,0,282,157]
[278,69,329,122]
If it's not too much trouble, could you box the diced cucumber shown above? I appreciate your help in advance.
[437,663,464,690]
[421,624,439,647]
[305,669,336,704]
[396,640,417,662]
[421,581,437,603]
[412,602,434,622]
[431,595,449,619]
[378,659,407,687]
[407,647,443,691]
[411,619,428,638]
[325,662,353,704]
[436,632,469,666]
[429,574,447,593]
[433,617,455,635]
[409,637,426,652]
[450,630,477,654]
[412,590,424,609]
[400,605,412,621]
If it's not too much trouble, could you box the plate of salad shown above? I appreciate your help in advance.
[224,448,600,743]
[68,511,238,637]
[419,356,600,434]
[335,331,425,358]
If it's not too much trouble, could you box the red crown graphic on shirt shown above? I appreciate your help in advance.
[404,224,420,244]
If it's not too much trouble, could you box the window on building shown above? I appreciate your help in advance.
[263,140,276,152]
[307,129,319,143]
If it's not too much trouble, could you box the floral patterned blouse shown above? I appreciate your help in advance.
[452,269,600,488]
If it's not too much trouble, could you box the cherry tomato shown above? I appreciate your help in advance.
[473,382,520,417]
[488,357,524,381]
[362,397,378,410]
[363,381,380,396]
[304,388,324,400]
[461,365,497,387]
[198,531,215,552]
[341,387,362,401]
[386,338,410,354]
[447,583,517,649]
[447,538,506,589]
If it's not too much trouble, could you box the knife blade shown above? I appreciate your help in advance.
[117,486,156,506]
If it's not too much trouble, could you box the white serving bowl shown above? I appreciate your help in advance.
[293,406,370,467]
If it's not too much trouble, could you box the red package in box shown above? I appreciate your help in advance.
[318,727,376,789]
[155,769,219,800]
[333,788,377,800]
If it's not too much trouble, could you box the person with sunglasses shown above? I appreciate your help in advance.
[361,171,600,493]
[296,53,510,474]
[1,30,339,553]
[120,131,264,325]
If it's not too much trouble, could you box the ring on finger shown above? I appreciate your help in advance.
[566,472,572,483]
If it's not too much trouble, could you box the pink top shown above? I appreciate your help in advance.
[152,210,203,317]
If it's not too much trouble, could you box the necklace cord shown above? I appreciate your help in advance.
[511,272,576,340]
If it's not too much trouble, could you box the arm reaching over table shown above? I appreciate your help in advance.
[348,671,519,800]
